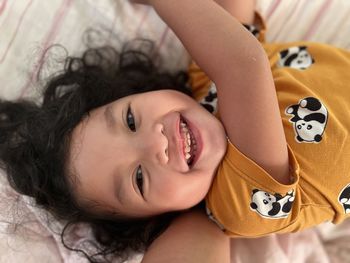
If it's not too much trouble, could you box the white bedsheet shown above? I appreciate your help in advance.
[1,0,350,262]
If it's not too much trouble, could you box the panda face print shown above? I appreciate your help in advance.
[295,120,324,142]
[338,184,350,214]
[285,97,328,143]
[250,189,295,219]
[278,46,314,70]
[250,190,276,216]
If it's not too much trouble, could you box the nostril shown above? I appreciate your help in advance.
[165,148,168,157]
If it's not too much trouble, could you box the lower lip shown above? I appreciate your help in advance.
[183,116,202,167]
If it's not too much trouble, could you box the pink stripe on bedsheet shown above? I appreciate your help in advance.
[20,0,73,99]
[135,7,151,36]
[302,0,333,40]
[0,0,7,16]
[272,0,300,40]
[156,27,169,52]
[326,10,349,44]
[265,0,282,21]
[0,0,34,64]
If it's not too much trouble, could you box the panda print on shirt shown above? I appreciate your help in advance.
[339,184,350,214]
[250,189,295,219]
[278,46,315,70]
[200,83,218,114]
[243,24,260,39]
[285,97,328,143]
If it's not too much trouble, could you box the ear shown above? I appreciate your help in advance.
[274,193,283,200]
[268,202,281,216]
[300,46,307,50]
[282,201,293,213]
[290,116,300,122]
[314,134,322,142]
[304,113,325,123]
[341,186,350,197]
[280,50,289,59]
[252,189,259,194]
[250,202,258,210]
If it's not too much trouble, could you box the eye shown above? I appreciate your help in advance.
[135,165,144,197]
[126,105,136,132]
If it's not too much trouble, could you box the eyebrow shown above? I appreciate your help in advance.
[104,104,119,133]
[103,104,131,205]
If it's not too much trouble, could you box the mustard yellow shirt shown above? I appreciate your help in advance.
[189,18,350,237]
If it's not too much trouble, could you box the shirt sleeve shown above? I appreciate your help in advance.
[205,139,301,237]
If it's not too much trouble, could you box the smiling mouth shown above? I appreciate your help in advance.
[179,116,197,167]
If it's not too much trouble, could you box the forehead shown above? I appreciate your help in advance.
[67,105,109,179]
[66,97,140,209]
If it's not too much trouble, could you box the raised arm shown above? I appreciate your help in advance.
[214,0,256,24]
[150,0,290,184]
[141,209,230,263]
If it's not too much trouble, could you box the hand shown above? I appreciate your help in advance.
[142,209,230,263]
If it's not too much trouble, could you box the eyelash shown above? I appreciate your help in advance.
[126,105,144,197]
[136,165,144,196]
[126,105,136,132]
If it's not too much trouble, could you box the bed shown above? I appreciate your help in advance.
[1,0,350,262]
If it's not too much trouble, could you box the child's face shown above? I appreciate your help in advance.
[68,90,227,218]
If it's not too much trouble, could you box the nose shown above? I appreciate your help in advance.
[137,123,169,165]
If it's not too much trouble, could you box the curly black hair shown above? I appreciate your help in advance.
[0,40,195,262]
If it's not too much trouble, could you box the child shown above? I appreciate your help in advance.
[111,0,350,237]
[1,0,350,261]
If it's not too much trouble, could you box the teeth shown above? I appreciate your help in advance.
[180,118,197,164]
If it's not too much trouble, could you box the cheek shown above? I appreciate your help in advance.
[151,172,184,200]
[151,171,210,209]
